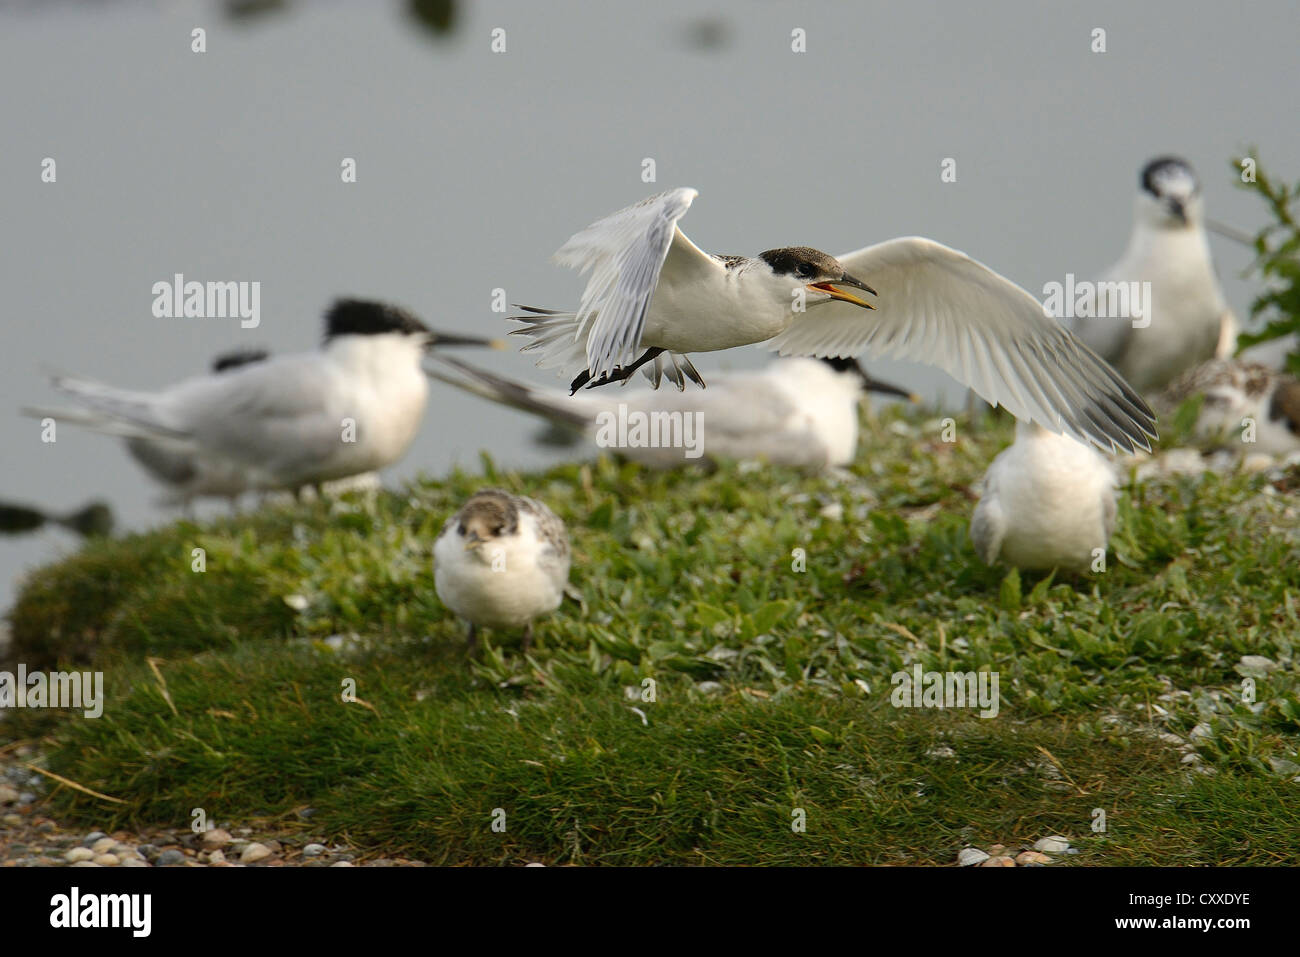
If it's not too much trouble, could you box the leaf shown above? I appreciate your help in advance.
[999,568,1022,613]
[750,600,793,635]
[809,726,835,745]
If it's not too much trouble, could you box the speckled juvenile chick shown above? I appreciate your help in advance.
[433,489,571,651]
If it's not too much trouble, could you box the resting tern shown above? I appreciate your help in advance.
[1156,358,1300,457]
[433,489,571,651]
[24,348,270,508]
[970,422,1119,573]
[33,299,503,494]
[428,353,917,469]
[511,187,1157,454]
[1072,157,1237,393]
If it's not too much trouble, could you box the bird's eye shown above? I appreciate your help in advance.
[796,265,814,280]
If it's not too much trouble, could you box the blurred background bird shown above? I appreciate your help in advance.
[428,354,918,470]
[1072,157,1238,394]
[0,500,114,539]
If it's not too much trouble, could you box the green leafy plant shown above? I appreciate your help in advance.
[1231,153,1300,374]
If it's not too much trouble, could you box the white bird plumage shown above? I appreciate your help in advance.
[1071,157,1237,393]
[970,422,1120,573]
[1156,358,1300,457]
[428,353,917,470]
[27,299,503,495]
[511,187,1157,455]
[433,489,571,651]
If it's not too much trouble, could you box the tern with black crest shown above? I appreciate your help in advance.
[1072,157,1237,393]
[31,299,503,494]
[511,187,1158,454]
[429,353,918,470]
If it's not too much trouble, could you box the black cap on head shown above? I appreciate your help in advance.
[324,299,430,341]
[817,356,917,401]
[1140,156,1198,198]
[758,247,843,280]
[820,356,864,376]
[211,348,270,373]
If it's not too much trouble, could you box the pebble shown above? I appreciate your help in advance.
[208,850,226,865]
[958,848,990,867]
[81,831,107,846]
[121,858,149,868]
[240,842,272,864]
[91,837,117,855]
[1016,851,1052,865]
[93,854,119,867]
[987,844,1006,856]
[329,861,354,867]
[0,784,18,805]
[64,847,95,863]
[201,828,232,849]
[301,843,327,858]
[137,844,159,862]
[69,861,102,867]
[981,856,1016,867]
[525,862,545,867]
[156,849,186,867]
[1033,836,1071,854]
[2,814,22,826]
[1238,655,1277,674]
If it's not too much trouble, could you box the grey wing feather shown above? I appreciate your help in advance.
[767,237,1158,455]
[552,188,703,381]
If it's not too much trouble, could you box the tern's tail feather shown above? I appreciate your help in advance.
[21,402,190,446]
[45,375,189,441]
[508,304,701,390]
[426,353,591,432]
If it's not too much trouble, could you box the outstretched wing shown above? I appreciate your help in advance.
[553,187,715,380]
[765,237,1157,454]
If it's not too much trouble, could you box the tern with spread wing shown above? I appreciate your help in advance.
[511,187,1157,454]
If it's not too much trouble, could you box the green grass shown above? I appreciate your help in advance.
[4,407,1299,864]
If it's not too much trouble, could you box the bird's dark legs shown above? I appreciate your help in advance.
[569,348,666,394]
[465,623,478,653]
[521,622,533,654]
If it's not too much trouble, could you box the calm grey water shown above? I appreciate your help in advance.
[2,0,1297,612]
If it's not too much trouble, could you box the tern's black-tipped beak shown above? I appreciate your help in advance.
[426,330,508,351]
[863,376,921,403]
[809,272,877,310]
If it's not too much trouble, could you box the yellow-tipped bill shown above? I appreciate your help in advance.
[809,273,877,310]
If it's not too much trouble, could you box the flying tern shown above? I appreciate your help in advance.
[510,187,1157,454]
[433,488,571,651]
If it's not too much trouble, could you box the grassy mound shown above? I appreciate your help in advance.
[4,408,1299,864]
